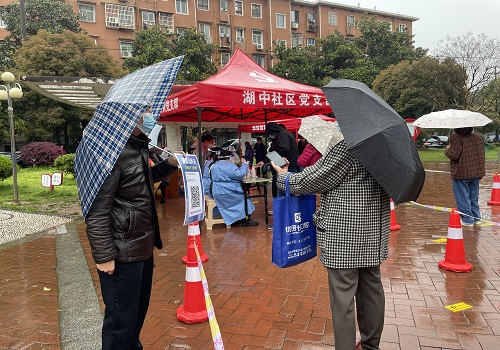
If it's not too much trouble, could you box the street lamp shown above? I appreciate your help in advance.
[0,71,23,202]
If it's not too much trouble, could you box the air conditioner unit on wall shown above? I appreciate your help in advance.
[256,43,263,50]
[291,22,299,29]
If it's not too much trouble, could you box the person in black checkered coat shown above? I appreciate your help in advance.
[273,139,390,350]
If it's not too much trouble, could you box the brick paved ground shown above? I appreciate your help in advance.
[2,161,500,349]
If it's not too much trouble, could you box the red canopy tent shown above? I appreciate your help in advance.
[238,115,335,134]
[159,49,332,124]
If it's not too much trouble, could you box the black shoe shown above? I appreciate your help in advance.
[245,219,259,226]
[159,198,166,203]
[236,219,259,227]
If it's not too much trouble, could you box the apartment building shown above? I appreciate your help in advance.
[0,0,417,69]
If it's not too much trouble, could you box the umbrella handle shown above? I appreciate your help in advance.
[149,143,174,157]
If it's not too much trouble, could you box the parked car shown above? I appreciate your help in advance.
[423,136,449,148]
[0,151,27,167]
[220,138,257,154]
[487,134,499,143]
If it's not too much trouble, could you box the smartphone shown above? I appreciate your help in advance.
[267,151,287,167]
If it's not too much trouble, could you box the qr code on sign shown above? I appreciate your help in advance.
[190,186,200,208]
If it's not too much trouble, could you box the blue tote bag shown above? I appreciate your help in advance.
[272,174,317,268]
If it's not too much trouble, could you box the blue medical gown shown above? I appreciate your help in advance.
[202,160,213,196]
[210,160,255,225]
[202,160,221,216]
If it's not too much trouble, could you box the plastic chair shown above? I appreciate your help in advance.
[204,196,228,229]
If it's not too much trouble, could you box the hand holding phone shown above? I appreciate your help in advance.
[267,151,287,167]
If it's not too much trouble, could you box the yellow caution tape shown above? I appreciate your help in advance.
[405,202,500,227]
[194,243,224,350]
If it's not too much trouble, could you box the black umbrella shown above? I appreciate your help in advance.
[322,79,425,204]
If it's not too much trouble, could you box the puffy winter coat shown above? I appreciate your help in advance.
[298,143,322,168]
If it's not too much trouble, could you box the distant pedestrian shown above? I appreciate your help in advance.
[445,127,485,226]
[253,137,267,176]
[257,122,299,197]
[243,141,254,164]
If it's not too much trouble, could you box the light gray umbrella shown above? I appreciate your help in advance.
[413,109,492,129]
[298,115,343,155]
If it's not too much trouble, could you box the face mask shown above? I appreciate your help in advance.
[138,112,155,135]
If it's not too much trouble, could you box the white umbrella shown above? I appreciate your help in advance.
[413,109,492,129]
[298,115,343,155]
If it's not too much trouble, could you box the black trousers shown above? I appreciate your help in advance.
[98,255,154,350]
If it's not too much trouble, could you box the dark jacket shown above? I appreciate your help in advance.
[244,144,254,163]
[266,122,299,168]
[253,141,267,163]
[85,133,178,264]
[445,132,485,180]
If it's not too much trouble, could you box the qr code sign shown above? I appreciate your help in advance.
[190,186,200,208]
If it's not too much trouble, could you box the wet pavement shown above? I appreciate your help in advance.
[2,161,500,349]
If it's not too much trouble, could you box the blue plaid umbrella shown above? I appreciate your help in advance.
[75,56,184,218]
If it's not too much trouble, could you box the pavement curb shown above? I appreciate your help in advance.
[56,222,102,350]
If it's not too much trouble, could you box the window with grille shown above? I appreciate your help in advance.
[252,30,262,45]
[221,53,230,66]
[78,3,95,23]
[177,27,189,35]
[328,11,337,26]
[142,11,155,26]
[219,25,230,38]
[105,4,135,29]
[199,23,211,43]
[176,0,188,14]
[398,24,406,32]
[158,12,174,33]
[253,54,265,69]
[236,27,244,43]
[251,4,261,18]
[276,14,285,28]
[291,33,302,48]
[235,1,243,15]
[197,0,208,10]
[276,40,286,47]
[306,38,315,46]
[119,41,134,58]
[307,13,315,23]
[387,21,392,31]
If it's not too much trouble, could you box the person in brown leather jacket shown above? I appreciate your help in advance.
[85,118,180,349]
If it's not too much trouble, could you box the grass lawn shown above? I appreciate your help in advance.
[1,146,499,218]
[0,167,81,217]
[418,145,500,162]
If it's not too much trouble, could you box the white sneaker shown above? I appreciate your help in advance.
[461,222,474,227]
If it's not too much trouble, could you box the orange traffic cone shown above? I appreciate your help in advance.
[182,221,208,264]
[488,173,500,205]
[177,241,208,324]
[438,209,473,273]
[390,199,401,231]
